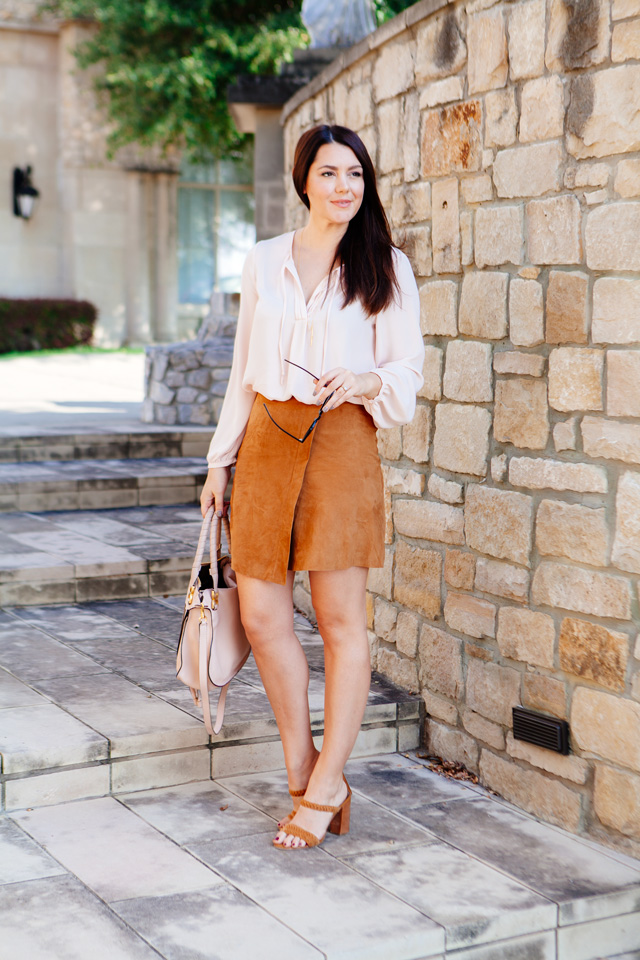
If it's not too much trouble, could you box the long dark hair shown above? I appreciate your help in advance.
[292,124,399,317]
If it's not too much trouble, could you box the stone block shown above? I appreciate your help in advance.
[467,658,521,726]
[475,558,530,602]
[346,83,373,129]
[571,687,640,772]
[484,88,518,148]
[612,470,640,574]
[494,378,550,450]
[546,0,610,72]
[444,549,476,590]
[559,617,629,692]
[460,211,473,265]
[420,279,458,336]
[520,76,565,143]
[443,341,493,403]
[458,271,508,339]
[607,351,640,418]
[615,158,640,198]
[613,0,640,16]
[423,691,458,724]
[536,499,608,567]
[373,39,415,103]
[432,178,460,274]
[367,546,393,599]
[567,65,640,160]
[474,205,523,267]
[378,98,403,173]
[460,175,493,204]
[548,347,603,412]
[491,454,508,482]
[394,497,465,545]
[613,19,640,61]
[383,465,424,496]
[377,426,402,460]
[402,404,431,462]
[426,718,479,772]
[586,202,640,271]
[444,592,497,639]
[415,9,467,84]
[396,610,420,658]
[465,484,534,566]
[393,539,442,619]
[468,9,508,93]
[149,381,174,405]
[566,163,610,188]
[509,278,544,347]
[508,0,546,79]
[553,418,578,452]
[509,455,608,493]
[494,142,562,199]
[404,181,431,222]
[419,624,463,699]
[433,403,492,477]
[583,417,640,467]
[420,100,483,177]
[493,352,545,377]
[462,709,505,750]
[545,270,589,345]
[374,596,397,642]
[419,76,464,109]
[526,195,582,264]
[479,749,581,831]
[427,473,463,504]
[594,765,640,839]
[506,732,589,784]
[532,561,632,620]
[522,673,566,718]
[377,647,419,693]
[418,345,443,401]
[497,606,555,668]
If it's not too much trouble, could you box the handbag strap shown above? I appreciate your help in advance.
[188,509,233,596]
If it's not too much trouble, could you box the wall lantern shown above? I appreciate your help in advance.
[13,166,40,220]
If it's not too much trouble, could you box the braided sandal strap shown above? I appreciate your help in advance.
[289,788,306,798]
[281,822,323,847]
[300,798,340,813]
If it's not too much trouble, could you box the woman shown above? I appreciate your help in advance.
[200,124,424,849]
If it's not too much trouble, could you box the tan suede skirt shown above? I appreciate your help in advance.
[229,393,385,584]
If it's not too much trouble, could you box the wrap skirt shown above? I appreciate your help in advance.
[229,393,385,584]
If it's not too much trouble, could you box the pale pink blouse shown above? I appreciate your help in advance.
[206,230,424,469]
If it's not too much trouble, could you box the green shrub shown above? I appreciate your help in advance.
[0,299,97,353]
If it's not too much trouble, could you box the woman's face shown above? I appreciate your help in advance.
[304,141,365,225]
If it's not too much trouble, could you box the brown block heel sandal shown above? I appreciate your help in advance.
[274,777,352,850]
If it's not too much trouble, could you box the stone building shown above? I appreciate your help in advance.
[284,0,640,856]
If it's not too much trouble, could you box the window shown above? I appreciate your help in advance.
[178,142,255,304]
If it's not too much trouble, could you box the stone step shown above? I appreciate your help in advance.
[0,457,207,514]
[0,426,211,464]
[0,599,422,813]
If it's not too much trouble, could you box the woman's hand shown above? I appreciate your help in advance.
[200,466,231,519]
[313,367,382,411]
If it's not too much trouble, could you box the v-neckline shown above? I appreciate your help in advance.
[289,230,339,310]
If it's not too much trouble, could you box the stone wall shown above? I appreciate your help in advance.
[283,0,640,856]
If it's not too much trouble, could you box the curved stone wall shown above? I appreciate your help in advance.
[283,0,640,855]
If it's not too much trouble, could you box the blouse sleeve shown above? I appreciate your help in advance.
[206,245,259,469]
[361,249,425,429]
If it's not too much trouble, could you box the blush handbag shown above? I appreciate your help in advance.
[176,506,250,735]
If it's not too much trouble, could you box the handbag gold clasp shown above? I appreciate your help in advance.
[199,603,206,623]
[187,584,196,605]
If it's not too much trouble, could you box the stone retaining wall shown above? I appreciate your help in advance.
[283,0,640,856]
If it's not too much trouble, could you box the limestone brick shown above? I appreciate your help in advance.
[443,341,493,403]
[508,0,546,80]
[377,647,419,693]
[378,98,403,174]
[546,0,610,73]
[373,40,415,103]
[506,732,589,784]
[465,484,534,566]
[423,690,458,724]
[553,418,578,452]
[402,404,431,463]
[612,470,640,574]
[548,347,604,412]
[474,205,523,268]
[491,454,508,482]
[433,403,492,477]
[466,641,492,662]
[594,765,640,839]
[432,178,461,274]
[493,352,545,377]
[475,558,530,603]
[522,673,567,718]
[532,561,632,620]
[494,142,563,199]
[567,163,610,188]
[613,0,640,16]
[467,658,521,726]
[571,687,640,772]
[461,175,493,204]
[400,223,432,277]
[396,610,420,658]
[419,346,443,402]
[420,100,483,177]
[444,549,476,590]
[444,592,497,639]
[586,202,640,271]
[458,271,508,339]
[460,212,473,266]
[545,270,589,346]
[612,20,640,63]
[607,351,640,419]
[510,454,608,495]
[509,278,544,347]
[559,617,629,692]
[484,88,518,149]
[419,76,464,109]
[415,9,467,84]
[520,76,565,143]
[462,709,505,751]
[420,280,458,337]
[497,606,555,668]
[367,547,393,599]
[427,719,479,772]
[468,9,508,93]
[427,474,463,506]
[394,539,442,619]
[526,195,582,264]
[402,90,419,183]
[394,497,465,546]
[494,378,550,450]
[419,623,463,699]
[615,159,640,198]
[479,750,581,831]
[567,66,640,160]
[592,278,640,344]
[346,84,373,129]
[404,181,431,222]
[383,465,424,497]
[374,596,398,642]
[537,499,608,567]
[584,415,640,465]
[377,425,402,460]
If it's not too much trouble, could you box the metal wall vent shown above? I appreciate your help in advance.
[512,706,570,755]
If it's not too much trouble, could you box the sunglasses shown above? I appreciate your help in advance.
[262,359,335,443]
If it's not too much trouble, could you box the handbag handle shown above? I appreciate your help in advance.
[188,507,232,598]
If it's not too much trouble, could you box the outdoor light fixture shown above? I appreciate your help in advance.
[13,166,40,220]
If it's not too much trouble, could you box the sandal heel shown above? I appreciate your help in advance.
[329,794,351,835]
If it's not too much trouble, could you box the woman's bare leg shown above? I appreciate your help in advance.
[276,566,370,848]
